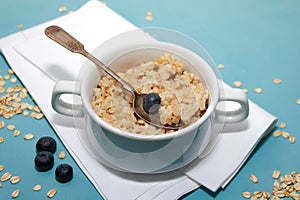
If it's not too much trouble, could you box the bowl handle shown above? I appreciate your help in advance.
[51,81,83,117]
[216,88,249,123]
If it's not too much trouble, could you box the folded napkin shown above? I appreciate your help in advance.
[0,0,277,199]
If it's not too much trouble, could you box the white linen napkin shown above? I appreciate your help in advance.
[0,0,277,199]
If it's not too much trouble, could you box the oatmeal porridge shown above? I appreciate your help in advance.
[91,53,209,134]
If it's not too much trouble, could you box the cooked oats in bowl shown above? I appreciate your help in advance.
[91,53,209,135]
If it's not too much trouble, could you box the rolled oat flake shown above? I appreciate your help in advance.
[47,188,57,198]
[11,189,20,198]
[1,172,12,182]
[33,184,42,191]
[23,133,35,140]
[249,174,258,183]
[10,176,20,184]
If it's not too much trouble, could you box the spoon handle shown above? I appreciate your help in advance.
[44,25,136,94]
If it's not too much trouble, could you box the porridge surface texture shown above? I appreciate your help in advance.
[92,54,209,134]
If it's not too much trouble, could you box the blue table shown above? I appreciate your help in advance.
[0,0,299,199]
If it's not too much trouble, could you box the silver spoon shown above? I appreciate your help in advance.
[44,25,184,130]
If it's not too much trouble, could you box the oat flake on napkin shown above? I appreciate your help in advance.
[0,0,277,199]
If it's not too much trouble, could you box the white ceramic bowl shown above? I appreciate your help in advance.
[51,29,249,173]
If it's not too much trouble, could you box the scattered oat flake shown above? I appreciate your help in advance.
[291,171,298,177]
[7,124,15,131]
[0,165,4,171]
[33,184,42,191]
[23,133,34,140]
[273,78,282,84]
[242,191,251,198]
[59,6,67,12]
[297,99,300,105]
[273,130,282,137]
[282,131,290,138]
[273,170,281,179]
[11,189,20,198]
[145,15,153,21]
[0,137,4,143]
[34,113,44,120]
[18,24,24,29]
[4,74,10,79]
[10,176,20,184]
[47,188,57,198]
[59,151,66,159]
[263,191,270,198]
[274,179,280,188]
[254,88,263,93]
[289,136,295,144]
[0,120,4,128]
[20,91,27,99]
[254,191,262,198]
[233,81,242,87]
[218,64,225,69]
[0,183,2,188]
[294,182,300,190]
[10,77,17,83]
[1,172,12,182]
[274,190,285,198]
[8,69,14,74]
[13,130,21,137]
[6,87,13,94]
[15,109,23,114]
[279,122,286,129]
[23,111,29,116]
[250,174,258,183]
[30,112,36,117]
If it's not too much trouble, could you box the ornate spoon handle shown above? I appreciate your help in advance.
[44,25,136,94]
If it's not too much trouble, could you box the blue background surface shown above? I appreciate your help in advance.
[0,0,299,199]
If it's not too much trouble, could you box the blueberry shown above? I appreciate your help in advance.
[143,92,161,114]
[34,151,54,172]
[55,164,73,183]
[36,136,57,154]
